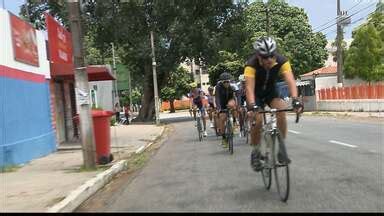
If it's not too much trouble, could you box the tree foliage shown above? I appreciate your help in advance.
[160,66,192,112]
[344,7,384,82]
[19,0,67,29]
[208,51,244,86]
[242,0,328,77]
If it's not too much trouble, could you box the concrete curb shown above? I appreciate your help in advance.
[46,125,166,213]
[46,160,128,212]
[136,126,166,154]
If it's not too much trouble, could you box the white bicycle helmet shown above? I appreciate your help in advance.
[253,37,277,57]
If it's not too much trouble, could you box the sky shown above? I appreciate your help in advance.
[2,0,380,40]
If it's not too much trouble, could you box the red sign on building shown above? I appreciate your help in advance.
[10,13,39,66]
[45,13,74,76]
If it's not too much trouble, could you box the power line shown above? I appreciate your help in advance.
[324,10,376,36]
[315,2,377,33]
[346,0,364,13]
[312,0,363,31]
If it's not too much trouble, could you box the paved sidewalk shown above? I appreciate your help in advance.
[302,111,383,118]
[1,123,165,212]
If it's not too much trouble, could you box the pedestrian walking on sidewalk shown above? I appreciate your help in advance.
[114,102,121,123]
[124,104,131,125]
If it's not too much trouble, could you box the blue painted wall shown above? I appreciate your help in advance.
[0,77,56,167]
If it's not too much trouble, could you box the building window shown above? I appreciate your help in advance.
[195,69,199,75]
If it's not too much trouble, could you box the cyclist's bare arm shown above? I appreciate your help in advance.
[282,70,298,99]
[245,76,256,106]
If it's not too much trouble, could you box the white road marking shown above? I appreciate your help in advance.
[288,130,301,134]
[329,140,358,148]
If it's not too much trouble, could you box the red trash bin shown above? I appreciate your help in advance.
[74,110,114,165]
[92,110,114,165]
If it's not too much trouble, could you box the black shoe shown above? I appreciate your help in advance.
[277,152,291,165]
[250,148,263,172]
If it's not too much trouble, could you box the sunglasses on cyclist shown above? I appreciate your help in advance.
[222,80,230,84]
[260,54,274,59]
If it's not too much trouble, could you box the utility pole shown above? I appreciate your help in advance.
[150,30,160,125]
[67,0,96,169]
[111,42,119,107]
[199,57,203,88]
[336,0,343,86]
[128,70,132,110]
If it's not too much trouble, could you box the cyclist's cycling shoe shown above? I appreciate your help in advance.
[203,131,208,137]
[250,149,263,172]
[277,152,291,165]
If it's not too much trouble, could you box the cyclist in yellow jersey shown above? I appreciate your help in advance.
[244,37,303,172]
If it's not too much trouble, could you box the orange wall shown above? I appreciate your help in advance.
[318,84,384,100]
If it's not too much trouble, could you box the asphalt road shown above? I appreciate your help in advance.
[77,114,383,212]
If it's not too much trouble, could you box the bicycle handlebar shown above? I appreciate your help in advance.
[251,106,301,123]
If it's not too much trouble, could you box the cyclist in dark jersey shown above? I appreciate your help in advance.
[215,72,237,147]
[244,37,303,171]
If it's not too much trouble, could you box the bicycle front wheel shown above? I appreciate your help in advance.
[273,132,290,202]
[261,134,272,190]
[197,117,202,141]
[227,120,234,154]
[228,133,233,154]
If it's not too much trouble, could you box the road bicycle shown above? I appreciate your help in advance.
[239,104,250,144]
[221,108,234,154]
[251,106,300,202]
[195,109,204,142]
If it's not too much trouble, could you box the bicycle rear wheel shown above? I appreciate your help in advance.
[261,133,272,190]
[273,132,290,202]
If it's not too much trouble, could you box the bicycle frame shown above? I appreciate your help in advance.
[251,106,300,202]
[240,104,249,141]
[196,109,203,141]
[221,108,234,154]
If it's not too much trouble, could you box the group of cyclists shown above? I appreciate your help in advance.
[188,36,304,172]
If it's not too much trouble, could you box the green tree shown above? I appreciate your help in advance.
[83,0,245,121]
[20,0,68,29]
[121,88,142,107]
[160,67,192,113]
[208,51,244,86]
[331,40,348,63]
[344,3,384,82]
[243,0,328,77]
[344,15,384,82]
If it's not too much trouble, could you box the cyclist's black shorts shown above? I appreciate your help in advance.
[255,88,279,108]
[209,102,215,109]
